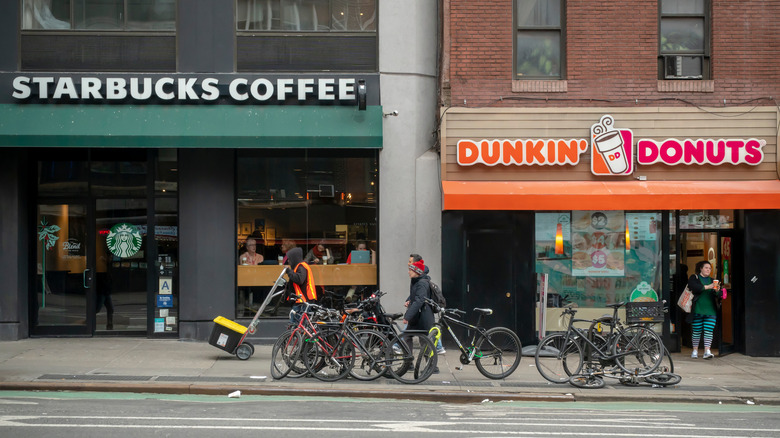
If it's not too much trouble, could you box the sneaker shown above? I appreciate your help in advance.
[703,351,714,359]
[691,351,698,358]
[436,348,446,355]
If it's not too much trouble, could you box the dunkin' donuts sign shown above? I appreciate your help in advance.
[456,115,765,175]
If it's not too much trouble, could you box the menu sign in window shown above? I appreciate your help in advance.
[572,211,625,277]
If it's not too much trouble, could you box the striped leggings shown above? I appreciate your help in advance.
[691,314,717,350]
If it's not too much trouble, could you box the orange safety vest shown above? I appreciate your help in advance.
[292,262,317,303]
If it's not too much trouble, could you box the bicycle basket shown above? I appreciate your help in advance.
[625,301,665,323]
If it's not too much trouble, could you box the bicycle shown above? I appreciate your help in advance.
[344,290,438,384]
[270,300,340,380]
[535,302,669,388]
[426,298,522,379]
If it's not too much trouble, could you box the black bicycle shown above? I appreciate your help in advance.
[535,303,670,388]
[426,298,521,379]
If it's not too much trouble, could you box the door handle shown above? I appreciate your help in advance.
[83,268,91,289]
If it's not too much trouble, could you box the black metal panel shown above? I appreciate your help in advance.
[178,149,236,338]
[237,35,377,72]
[743,210,780,357]
[178,0,235,73]
[21,35,176,72]
[0,149,29,340]
[0,1,19,71]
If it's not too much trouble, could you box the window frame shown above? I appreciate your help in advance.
[658,0,710,80]
[21,0,177,33]
[513,0,566,80]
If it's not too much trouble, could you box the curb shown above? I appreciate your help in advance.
[0,381,574,403]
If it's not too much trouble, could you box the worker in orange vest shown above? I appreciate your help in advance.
[285,247,317,324]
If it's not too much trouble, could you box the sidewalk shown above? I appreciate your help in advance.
[1,337,779,404]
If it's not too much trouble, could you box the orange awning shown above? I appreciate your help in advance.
[442,180,780,211]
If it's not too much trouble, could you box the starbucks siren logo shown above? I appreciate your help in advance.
[107,223,142,258]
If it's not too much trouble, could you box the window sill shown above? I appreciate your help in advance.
[512,80,568,93]
[657,80,714,93]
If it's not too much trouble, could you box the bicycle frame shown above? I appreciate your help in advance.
[432,310,492,363]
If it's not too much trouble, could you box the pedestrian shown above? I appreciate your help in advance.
[687,260,720,359]
[407,253,445,354]
[285,247,317,325]
[404,254,433,331]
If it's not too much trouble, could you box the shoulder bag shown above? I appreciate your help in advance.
[677,285,694,313]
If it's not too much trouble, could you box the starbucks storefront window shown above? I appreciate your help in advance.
[235,150,378,318]
[535,210,664,330]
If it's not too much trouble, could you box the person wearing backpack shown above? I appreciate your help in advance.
[403,257,435,332]
[406,254,446,354]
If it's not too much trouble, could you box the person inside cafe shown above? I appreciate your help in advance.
[239,237,264,266]
[305,241,332,265]
[347,241,376,264]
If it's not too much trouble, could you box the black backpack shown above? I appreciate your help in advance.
[426,279,447,308]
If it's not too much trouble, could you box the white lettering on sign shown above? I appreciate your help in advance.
[12,76,361,104]
[457,139,589,166]
[637,138,765,166]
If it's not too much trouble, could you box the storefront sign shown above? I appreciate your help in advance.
[455,114,766,172]
[590,115,633,176]
[637,138,765,166]
[457,138,588,166]
[12,75,360,104]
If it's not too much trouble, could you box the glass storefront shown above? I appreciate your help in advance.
[32,149,178,336]
[535,209,735,334]
[535,211,663,327]
[235,149,378,318]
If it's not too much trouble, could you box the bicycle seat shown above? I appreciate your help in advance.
[473,308,493,316]
[383,312,403,321]
[605,302,625,309]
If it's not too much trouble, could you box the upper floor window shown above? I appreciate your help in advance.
[236,0,376,32]
[514,0,564,79]
[22,0,176,31]
[659,0,709,80]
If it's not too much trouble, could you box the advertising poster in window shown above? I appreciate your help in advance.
[572,211,624,277]
[534,212,571,274]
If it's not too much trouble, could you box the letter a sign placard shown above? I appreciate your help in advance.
[159,277,173,295]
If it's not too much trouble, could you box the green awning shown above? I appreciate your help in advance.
[0,104,383,148]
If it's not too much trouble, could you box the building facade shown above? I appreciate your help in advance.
[440,0,780,356]
[0,0,441,341]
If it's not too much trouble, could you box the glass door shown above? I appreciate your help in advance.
[94,198,148,333]
[719,232,736,355]
[33,202,93,335]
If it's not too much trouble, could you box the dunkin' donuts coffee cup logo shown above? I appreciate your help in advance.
[107,223,142,258]
[590,115,633,176]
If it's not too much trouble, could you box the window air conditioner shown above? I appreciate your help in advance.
[664,55,703,79]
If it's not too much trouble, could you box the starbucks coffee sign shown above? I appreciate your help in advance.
[107,223,142,258]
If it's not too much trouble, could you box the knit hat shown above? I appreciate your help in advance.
[409,259,425,275]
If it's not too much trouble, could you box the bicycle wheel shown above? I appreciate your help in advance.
[270,330,299,380]
[385,333,411,378]
[612,325,663,375]
[569,374,605,389]
[475,327,522,379]
[388,333,437,384]
[302,330,354,382]
[348,330,389,381]
[645,372,682,386]
[535,333,583,384]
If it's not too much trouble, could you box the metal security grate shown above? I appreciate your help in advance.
[38,374,152,381]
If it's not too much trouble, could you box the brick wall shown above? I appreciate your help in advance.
[446,0,780,108]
